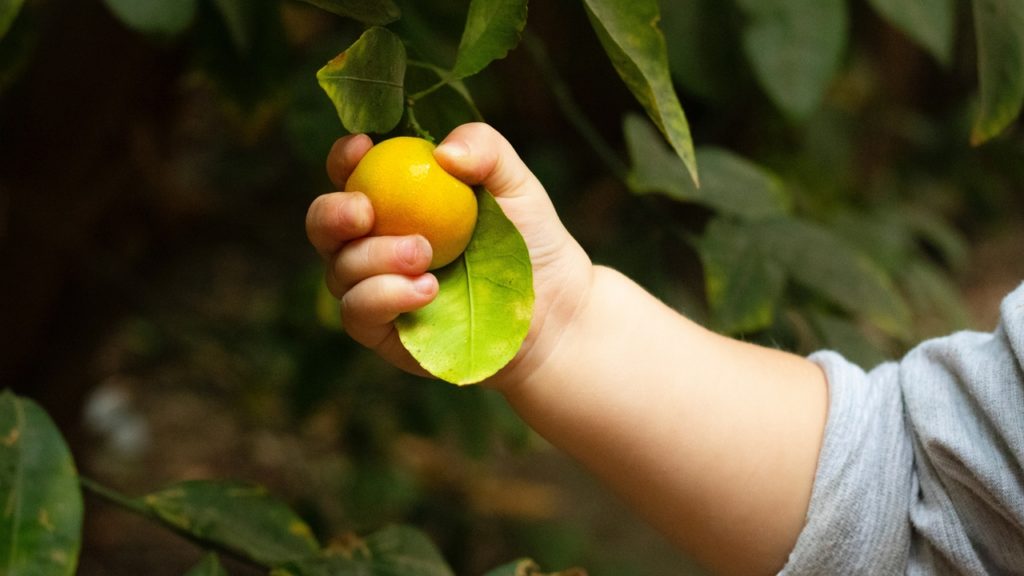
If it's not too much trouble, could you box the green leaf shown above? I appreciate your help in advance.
[866,0,955,65]
[696,219,787,334]
[295,0,401,25]
[582,0,699,185]
[0,390,83,576]
[831,209,915,274]
[755,218,912,340]
[971,0,1024,144]
[0,0,25,40]
[901,209,969,272]
[694,218,911,339]
[184,553,229,576]
[659,0,739,102]
[405,62,482,141]
[900,260,970,338]
[624,114,789,220]
[212,0,250,54]
[736,0,848,120]
[450,0,528,80]
[805,311,890,369]
[101,0,197,36]
[397,190,534,385]
[343,462,419,524]
[193,0,289,111]
[317,26,407,134]
[143,480,319,566]
[484,558,587,576]
[272,525,454,576]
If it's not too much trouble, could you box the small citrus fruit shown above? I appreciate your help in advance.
[345,136,478,270]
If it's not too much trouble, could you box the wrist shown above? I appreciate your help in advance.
[490,264,613,398]
[486,261,602,394]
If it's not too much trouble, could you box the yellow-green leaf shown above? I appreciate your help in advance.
[397,190,534,385]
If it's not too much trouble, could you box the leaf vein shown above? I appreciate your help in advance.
[320,75,404,89]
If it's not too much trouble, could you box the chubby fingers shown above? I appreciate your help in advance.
[327,134,374,189]
[306,191,374,259]
[341,273,438,349]
[327,234,433,298]
[326,234,437,352]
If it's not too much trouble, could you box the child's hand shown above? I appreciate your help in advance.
[305,123,593,388]
[308,123,830,575]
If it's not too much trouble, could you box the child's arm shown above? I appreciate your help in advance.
[307,123,829,576]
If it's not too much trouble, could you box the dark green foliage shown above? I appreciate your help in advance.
[0,391,83,576]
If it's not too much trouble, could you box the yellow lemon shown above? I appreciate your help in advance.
[345,137,478,270]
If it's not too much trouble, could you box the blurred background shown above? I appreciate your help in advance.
[1,0,1022,574]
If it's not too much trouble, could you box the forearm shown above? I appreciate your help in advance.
[499,266,828,576]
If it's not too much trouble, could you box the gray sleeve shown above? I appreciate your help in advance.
[780,283,1024,576]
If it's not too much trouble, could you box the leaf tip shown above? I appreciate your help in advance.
[970,123,995,147]
[687,162,701,189]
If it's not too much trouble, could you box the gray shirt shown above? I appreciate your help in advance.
[781,282,1024,575]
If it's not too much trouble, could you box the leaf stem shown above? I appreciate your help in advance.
[522,31,629,182]
[79,476,153,518]
[408,77,451,102]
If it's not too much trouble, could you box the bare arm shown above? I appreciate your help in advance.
[500,266,827,575]
[307,123,828,575]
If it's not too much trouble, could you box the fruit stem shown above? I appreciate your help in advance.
[405,103,435,142]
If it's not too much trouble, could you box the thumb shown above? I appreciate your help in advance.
[434,123,582,273]
[434,123,543,202]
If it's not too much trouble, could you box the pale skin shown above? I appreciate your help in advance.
[306,123,829,576]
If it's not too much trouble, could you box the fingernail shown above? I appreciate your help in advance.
[397,237,423,267]
[412,274,436,295]
[341,195,370,231]
[436,141,468,161]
